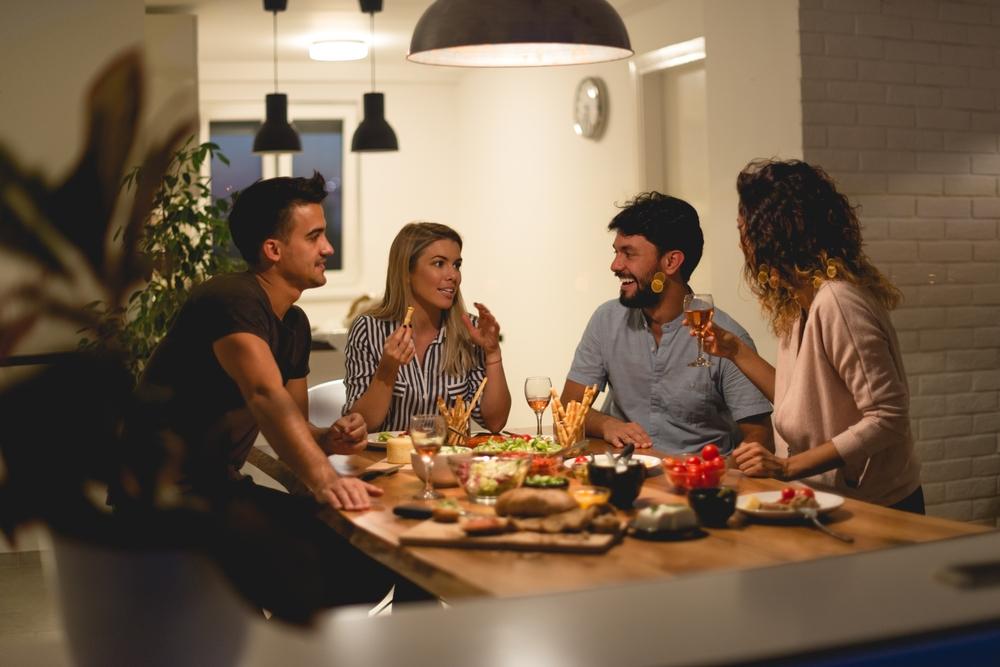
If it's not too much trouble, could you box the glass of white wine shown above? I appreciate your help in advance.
[524,376,552,437]
[410,413,446,500]
[683,293,714,368]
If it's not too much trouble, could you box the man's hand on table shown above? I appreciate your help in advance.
[311,469,384,511]
[318,413,368,455]
[602,419,653,449]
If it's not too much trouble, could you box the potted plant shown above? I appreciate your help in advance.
[0,50,317,665]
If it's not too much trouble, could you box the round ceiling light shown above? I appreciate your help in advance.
[309,40,369,62]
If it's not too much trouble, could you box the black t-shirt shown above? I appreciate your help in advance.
[140,272,311,483]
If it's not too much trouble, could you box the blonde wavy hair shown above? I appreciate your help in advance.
[736,159,901,338]
[365,222,475,377]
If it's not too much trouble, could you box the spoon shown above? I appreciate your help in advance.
[798,507,854,543]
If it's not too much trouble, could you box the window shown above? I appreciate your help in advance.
[202,102,359,294]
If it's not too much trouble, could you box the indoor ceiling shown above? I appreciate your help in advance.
[146,0,642,68]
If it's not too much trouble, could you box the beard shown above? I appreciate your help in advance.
[617,272,660,309]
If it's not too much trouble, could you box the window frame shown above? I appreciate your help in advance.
[201,101,361,296]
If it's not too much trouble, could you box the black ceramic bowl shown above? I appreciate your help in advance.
[587,460,646,509]
[687,487,737,527]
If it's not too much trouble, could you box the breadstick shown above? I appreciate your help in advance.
[465,377,488,421]
[549,388,566,421]
[556,421,571,447]
[402,305,414,326]
[437,396,449,417]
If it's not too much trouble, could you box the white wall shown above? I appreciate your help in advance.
[453,63,639,427]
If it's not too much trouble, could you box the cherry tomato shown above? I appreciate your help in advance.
[685,456,702,467]
[520,434,533,441]
[697,472,714,488]
[780,487,796,501]
[574,455,588,464]
[707,456,726,471]
[701,444,720,461]
[798,487,815,498]
[662,456,678,469]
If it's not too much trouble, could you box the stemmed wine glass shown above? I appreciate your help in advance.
[683,293,714,368]
[410,413,446,500]
[524,376,552,437]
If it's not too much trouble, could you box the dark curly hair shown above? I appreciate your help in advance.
[736,159,900,337]
[608,192,703,282]
[229,172,328,266]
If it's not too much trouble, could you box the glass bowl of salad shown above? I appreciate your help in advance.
[410,446,473,487]
[447,455,530,505]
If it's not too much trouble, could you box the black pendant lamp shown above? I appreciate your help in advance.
[254,0,301,154]
[408,0,633,67]
[351,0,398,152]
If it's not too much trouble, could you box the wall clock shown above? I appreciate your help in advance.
[573,76,607,140]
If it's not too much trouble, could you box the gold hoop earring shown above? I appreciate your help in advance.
[651,272,666,293]
[825,257,838,279]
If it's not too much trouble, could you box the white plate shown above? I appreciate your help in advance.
[736,490,844,519]
[563,454,662,470]
[367,430,405,450]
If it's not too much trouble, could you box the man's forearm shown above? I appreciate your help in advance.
[248,387,335,490]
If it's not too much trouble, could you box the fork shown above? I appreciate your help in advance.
[798,507,854,543]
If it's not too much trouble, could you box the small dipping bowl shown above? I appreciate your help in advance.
[687,487,737,527]
[587,460,647,509]
[571,485,611,510]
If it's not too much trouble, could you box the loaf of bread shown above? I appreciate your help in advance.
[494,488,577,517]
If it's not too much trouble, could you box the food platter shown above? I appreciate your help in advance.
[626,520,707,542]
[367,430,405,450]
[736,490,844,519]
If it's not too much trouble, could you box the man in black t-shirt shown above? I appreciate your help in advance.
[140,173,394,619]
[143,173,380,508]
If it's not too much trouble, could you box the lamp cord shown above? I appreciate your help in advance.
[272,11,278,93]
[369,12,376,92]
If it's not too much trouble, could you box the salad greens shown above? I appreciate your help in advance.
[472,436,562,454]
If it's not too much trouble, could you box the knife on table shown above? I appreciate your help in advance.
[358,465,404,482]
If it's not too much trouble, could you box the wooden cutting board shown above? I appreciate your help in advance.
[399,519,619,553]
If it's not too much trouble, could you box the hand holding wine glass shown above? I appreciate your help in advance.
[683,293,714,368]
[410,413,446,500]
[524,376,552,436]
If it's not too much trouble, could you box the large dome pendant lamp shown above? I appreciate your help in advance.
[407,0,633,67]
[253,0,302,154]
[350,0,398,152]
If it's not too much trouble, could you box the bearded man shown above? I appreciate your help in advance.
[560,192,773,455]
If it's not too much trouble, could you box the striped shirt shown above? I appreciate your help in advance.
[344,314,486,431]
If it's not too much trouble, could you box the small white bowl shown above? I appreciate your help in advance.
[410,447,473,487]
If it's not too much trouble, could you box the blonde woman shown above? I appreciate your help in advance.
[695,159,923,512]
[344,223,511,433]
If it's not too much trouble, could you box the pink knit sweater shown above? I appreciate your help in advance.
[773,280,921,506]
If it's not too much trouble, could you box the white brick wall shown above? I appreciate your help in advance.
[800,0,1000,525]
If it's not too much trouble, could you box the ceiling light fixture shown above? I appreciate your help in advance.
[253,0,301,154]
[350,0,398,152]
[309,39,369,62]
[407,0,633,67]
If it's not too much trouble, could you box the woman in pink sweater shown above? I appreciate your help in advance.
[698,159,923,512]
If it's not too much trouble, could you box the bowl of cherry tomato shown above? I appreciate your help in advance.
[663,444,726,493]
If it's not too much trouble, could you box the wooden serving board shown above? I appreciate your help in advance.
[399,519,618,553]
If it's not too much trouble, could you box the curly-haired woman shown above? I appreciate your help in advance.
[695,159,923,512]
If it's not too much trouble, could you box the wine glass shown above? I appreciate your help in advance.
[410,413,446,500]
[683,293,714,368]
[524,376,552,437]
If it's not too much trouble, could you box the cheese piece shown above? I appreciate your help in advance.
[386,436,414,464]
[634,503,698,532]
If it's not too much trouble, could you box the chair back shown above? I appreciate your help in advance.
[308,379,347,427]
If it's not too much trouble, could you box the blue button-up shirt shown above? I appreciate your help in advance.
[567,300,772,455]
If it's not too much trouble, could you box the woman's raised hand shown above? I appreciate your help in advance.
[376,324,415,378]
[462,302,501,356]
[683,318,742,360]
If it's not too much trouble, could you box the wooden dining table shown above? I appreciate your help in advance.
[247,436,990,602]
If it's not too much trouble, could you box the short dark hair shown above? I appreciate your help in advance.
[228,172,329,266]
[608,192,703,282]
